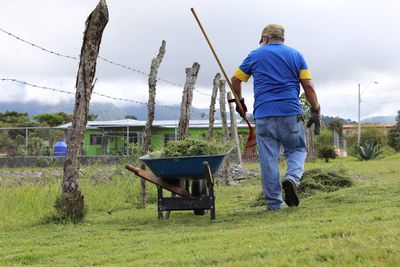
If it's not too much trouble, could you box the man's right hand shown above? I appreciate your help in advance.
[306,106,321,135]
[228,98,247,117]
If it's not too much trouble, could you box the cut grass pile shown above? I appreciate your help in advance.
[250,166,354,206]
[298,167,354,197]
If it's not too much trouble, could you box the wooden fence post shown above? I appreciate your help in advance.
[177,62,200,140]
[208,73,220,141]
[219,80,230,184]
[60,0,108,222]
[219,80,229,141]
[305,126,317,161]
[140,40,166,208]
[227,92,243,167]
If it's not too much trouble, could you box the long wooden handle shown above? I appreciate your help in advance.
[125,164,191,197]
[190,7,245,114]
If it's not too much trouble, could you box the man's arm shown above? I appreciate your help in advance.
[231,76,243,99]
[230,76,247,117]
[300,79,319,110]
[301,78,321,135]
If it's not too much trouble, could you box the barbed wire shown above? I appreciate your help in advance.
[0,26,216,97]
[0,78,196,112]
[0,27,79,61]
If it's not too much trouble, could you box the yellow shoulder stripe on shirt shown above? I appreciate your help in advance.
[233,68,251,82]
[300,69,312,80]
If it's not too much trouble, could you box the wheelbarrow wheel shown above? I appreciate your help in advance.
[191,180,207,215]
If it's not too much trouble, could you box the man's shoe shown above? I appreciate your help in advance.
[266,206,281,212]
[282,179,299,207]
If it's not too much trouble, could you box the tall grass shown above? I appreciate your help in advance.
[0,167,157,229]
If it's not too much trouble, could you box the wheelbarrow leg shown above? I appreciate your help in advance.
[209,182,215,220]
[165,192,176,220]
[157,185,164,221]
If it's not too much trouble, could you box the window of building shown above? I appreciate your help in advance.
[164,134,175,145]
[90,134,102,145]
[128,132,142,144]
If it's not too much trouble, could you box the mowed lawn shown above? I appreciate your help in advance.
[1,155,399,266]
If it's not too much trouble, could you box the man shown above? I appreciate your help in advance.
[231,24,320,210]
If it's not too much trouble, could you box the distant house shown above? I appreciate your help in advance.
[57,119,251,156]
[342,124,395,138]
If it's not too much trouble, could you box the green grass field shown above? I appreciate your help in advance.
[1,155,399,266]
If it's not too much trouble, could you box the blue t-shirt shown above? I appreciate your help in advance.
[233,43,311,119]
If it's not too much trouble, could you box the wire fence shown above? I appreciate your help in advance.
[0,26,214,97]
[0,78,208,115]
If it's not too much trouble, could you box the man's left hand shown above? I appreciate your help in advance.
[306,106,321,135]
[228,98,247,118]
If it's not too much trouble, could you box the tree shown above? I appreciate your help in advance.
[388,111,400,151]
[33,113,65,127]
[125,115,138,120]
[58,112,73,123]
[316,129,333,147]
[57,0,109,223]
[0,111,32,125]
[328,118,343,137]
[87,114,98,121]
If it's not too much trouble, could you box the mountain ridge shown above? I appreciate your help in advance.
[0,101,395,124]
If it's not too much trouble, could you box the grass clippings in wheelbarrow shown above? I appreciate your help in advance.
[155,139,229,158]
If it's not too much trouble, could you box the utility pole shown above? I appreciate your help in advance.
[357,83,361,146]
[357,81,378,146]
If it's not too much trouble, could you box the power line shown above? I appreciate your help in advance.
[0,78,184,112]
[0,78,208,116]
[0,27,185,87]
[0,27,78,61]
[0,26,216,97]
[1,78,75,95]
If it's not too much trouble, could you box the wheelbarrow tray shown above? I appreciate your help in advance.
[140,154,226,179]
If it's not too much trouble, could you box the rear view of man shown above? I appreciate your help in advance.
[231,24,320,210]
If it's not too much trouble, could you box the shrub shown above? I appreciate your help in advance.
[355,142,382,160]
[318,145,337,162]
[316,129,333,147]
[387,126,400,152]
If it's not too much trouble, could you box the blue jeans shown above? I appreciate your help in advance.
[255,116,307,209]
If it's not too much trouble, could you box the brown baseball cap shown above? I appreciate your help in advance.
[259,24,285,43]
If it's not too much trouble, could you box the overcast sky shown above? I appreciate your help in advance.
[1,0,399,121]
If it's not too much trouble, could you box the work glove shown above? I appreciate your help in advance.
[228,98,247,118]
[306,106,321,135]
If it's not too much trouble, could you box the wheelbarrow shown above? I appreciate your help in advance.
[125,153,226,220]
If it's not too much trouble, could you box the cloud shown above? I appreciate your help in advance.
[1,0,399,120]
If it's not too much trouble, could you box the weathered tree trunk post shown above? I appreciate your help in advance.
[305,127,317,161]
[219,80,229,141]
[208,73,220,141]
[227,92,243,167]
[177,62,200,140]
[219,80,230,184]
[59,0,108,222]
[140,40,166,208]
